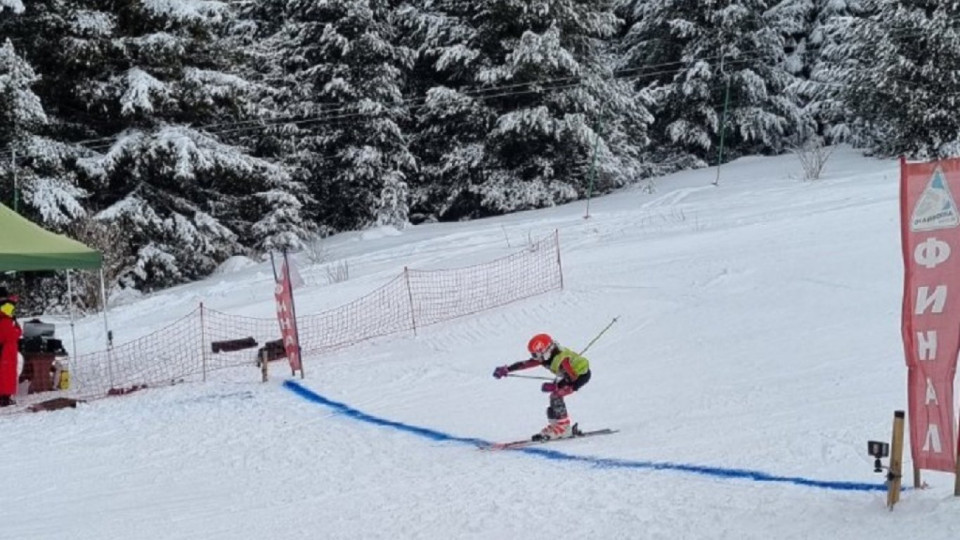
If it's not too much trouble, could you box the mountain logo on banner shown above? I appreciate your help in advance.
[912,167,960,231]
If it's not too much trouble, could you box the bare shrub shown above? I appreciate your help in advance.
[326,260,349,284]
[792,136,834,181]
[304,237,327,265]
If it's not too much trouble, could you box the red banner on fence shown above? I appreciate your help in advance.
[900,156,960,472]
[274,253,303,376]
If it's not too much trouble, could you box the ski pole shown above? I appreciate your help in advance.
[579,316,620,356]
[507,373,555,381]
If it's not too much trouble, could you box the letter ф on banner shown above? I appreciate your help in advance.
[900,158,960,473]
[272,252,304,377]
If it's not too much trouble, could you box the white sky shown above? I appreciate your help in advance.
[3,146,958,539]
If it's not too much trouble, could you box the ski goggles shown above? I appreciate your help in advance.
[532,345,557,361]
[0,302,14,317]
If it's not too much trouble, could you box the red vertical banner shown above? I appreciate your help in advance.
[273,252,303,377]
[901,156,960,473]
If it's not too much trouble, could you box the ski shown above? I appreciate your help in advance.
[481,426,618,451]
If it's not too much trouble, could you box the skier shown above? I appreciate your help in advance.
[492,333,591,441]
[0,291,21,407]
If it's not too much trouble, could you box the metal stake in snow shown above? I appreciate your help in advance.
[714,33,731,188]
[584,115,603,220]
[579,316,620,356]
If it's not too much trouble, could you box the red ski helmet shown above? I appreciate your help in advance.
[527,333,555,359]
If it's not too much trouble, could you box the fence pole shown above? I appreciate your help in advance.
[199,303,207,382]
[555,230,564,290]
[404,267,418,336]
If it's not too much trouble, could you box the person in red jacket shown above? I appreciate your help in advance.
[0,291,22,407]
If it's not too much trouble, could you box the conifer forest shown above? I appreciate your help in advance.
[0,0,951,302]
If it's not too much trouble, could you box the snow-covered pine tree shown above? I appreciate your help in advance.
[80,126,303,290]
[401,0,651,220]
[0,38,47,206]
[396,0,494,220]
[262,0,417,232]
[766,0,813,80]
[224,0,303,171]
[19,0,313,291]
[823,1,960,157]
[0,0,22,13]
[0,6,106,312]
[0,28,90,229]
[620,0,809,166]
[787,0,873,142]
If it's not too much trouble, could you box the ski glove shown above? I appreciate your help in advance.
[493,366,510,379]
[541,382,556,393]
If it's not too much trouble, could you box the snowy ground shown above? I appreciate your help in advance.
[3,146,959,539]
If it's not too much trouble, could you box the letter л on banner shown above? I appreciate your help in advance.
[900,156,960,491]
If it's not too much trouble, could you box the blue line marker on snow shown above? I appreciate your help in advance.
[283,379,488,447]
[284,380,888,493]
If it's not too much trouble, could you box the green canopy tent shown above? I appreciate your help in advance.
[0,202,111,356]
[0,202,101,270]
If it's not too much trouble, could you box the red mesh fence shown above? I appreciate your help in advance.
[47,231,563,402]
[407,234,564,328]
[202,308,276,370]
[69,308,205,397]
[300,274,415,354]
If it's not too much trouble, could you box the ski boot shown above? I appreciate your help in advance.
[532,417,574,442]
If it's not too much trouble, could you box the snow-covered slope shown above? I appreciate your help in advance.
[4,147,956,540]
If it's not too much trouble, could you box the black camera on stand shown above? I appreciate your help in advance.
[868,440,890,475]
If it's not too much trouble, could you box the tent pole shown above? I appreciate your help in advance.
[99,268,111,346]
[99,268,113,387]
[66,270,77,359]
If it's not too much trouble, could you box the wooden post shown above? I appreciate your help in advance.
[888,410,905,510]
[260,350,268,383]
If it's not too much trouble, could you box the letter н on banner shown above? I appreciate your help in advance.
[900,157,960,473]
[273,254,303,375]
